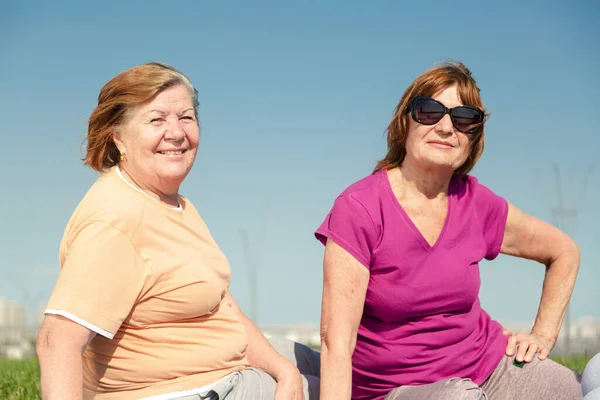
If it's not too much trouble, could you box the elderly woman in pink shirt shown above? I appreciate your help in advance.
[315,61,583,400]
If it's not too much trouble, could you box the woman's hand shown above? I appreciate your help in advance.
[274,366,304,400]
[502,327,513,337]
[504,331,555,363]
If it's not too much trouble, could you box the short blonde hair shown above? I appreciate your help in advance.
[374,61,488,178]
[84,62,199,172]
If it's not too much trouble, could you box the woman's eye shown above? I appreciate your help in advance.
[181,116,194,121]
[150,118,164,124]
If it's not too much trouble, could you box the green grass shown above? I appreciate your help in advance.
[0,359,41,400]
[0,356,591,398]
[550,355,591,374]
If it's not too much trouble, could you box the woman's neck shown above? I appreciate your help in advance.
[117,165,180,208]
[392,162,453,200]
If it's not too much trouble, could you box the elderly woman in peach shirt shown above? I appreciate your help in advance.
[36,62,320,400]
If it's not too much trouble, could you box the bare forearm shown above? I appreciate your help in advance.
[237,312,297,379]
[531,243,580,344]
[320,346,353,399]
[38,347,84,400]
[36,315,94,400]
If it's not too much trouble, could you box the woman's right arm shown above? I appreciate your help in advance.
[37,314,96,400]
[320,239,370,400]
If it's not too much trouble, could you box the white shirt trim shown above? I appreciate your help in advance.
[138,372,235,400]
[44,309,115,339]
[115,166,182,210]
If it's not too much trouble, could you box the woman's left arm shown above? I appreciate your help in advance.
[223,290,304,400]
[500,203,581,363]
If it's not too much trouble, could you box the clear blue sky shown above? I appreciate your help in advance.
[1,0,598,328]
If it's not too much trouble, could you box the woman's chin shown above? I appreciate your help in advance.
[156,166,191,184]
[420,158,462,173]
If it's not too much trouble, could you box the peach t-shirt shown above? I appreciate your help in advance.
[45,167,249,399]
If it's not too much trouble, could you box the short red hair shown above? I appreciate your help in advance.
[374,61,488,178]
[84,62,199,172]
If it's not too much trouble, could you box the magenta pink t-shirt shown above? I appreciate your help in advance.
[315,169,510,400]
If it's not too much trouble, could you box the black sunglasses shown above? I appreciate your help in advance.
[407,96,485,134]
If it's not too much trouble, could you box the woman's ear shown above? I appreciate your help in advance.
[112,128,126,155]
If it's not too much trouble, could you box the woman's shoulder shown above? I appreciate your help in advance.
[67,169,148,236]
[452,174,478,189]
[453,174,507,221]
[327,169,388,228]
[338,169,387,204]
[453,174,501,199]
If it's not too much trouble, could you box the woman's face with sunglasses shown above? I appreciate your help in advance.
[404,85,481,173]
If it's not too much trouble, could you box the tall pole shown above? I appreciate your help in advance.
[550,164,592,356]
[239,228,258,324]
[238,197,270,326]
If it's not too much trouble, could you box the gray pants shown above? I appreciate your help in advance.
[172,338,320,400]
[385,353,582,400]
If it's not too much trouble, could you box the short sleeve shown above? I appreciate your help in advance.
[473,180,509,260]
[46,221,148,338]
[314,195,378,269]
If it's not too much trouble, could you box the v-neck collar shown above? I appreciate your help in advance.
[382,169,454,253]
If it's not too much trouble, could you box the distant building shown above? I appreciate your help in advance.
[4,341,34,360]
[0,297,27,344]
[261,318,600,356]
[260,324,321,350]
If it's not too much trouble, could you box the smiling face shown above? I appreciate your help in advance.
[113,84,200,196]
[404,85,472,173]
